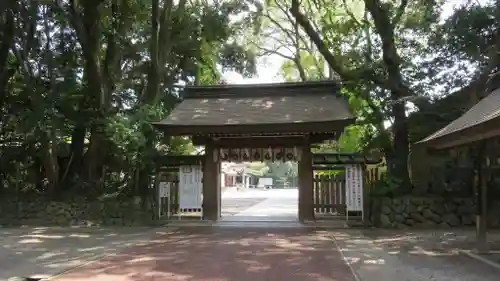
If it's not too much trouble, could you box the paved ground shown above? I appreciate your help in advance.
[220,197,267,216]
[5,225,500,281]
[51,227,356,281]
[46,226,500,281]
[3,189,500,281]
[221,188,298,222]
[0,227,172,280]
[220,187,267,217]
[331,229,500,281]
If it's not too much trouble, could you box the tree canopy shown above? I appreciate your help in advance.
[258,0,498,190]
[1,0,498,199]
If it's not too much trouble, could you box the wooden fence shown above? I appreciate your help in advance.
[313,167,385,219]
[158,166,386,220]
[364,166,385,194]
[313,175,346,215]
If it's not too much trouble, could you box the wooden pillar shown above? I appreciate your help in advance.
[362,164,370,224]
[298,142,314,222]
[475,141,489,253]
[203,143,220,221]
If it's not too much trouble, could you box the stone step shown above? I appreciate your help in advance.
[165,219,359,229]
[315,215,363,221]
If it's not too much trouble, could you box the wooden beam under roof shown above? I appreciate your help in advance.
[312,153,382,165]
[192,134,337,147]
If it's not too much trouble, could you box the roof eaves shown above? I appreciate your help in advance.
[182,80,342,99]
[417,86,500,147]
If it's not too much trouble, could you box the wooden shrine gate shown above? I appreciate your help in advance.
[152,81,382,221]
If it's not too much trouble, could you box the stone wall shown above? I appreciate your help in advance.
[371,196,500,228]
[0,197,162,227]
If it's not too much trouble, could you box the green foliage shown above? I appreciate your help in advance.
[370,175,402,197]
[245,162,269,176]
[263,161,298,185]
[260,0,499,190]
[337,125,367,153]
[0,0,258,198]
[2,0,498,200]
[426,1,498,92]
[279,52,327,81]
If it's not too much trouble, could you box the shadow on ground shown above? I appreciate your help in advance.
[52,227,355,281]
[330,229,500,281]
[0,227,170,280]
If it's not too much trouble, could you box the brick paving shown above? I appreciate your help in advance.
[51,227,355,281]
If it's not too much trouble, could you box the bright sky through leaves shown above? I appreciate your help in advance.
[223,0,491,85]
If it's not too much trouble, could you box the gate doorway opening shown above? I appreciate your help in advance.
[220,161,299,222]
[154,153,382,224]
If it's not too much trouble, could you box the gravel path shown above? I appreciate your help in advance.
[331,229,500,281]
[52,227,356,281]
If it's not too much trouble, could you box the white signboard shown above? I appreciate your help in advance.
[345,164,363,212]
[179,165,203,209]
[158,182,170,198]
[258,177,273,188]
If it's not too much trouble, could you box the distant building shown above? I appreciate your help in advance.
[220,162,251,188]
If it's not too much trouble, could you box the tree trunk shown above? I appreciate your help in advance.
[387,97,411,190]
[290,0,412,187]
[41,134,60,193]
[67,124,86,179]
[136,0,177,204]
[364,0,411,187]
[70,0,110,182]
[0,3,15,123]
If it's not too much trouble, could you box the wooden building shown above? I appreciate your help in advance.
[153,81,354,221]
[419,82,500,251]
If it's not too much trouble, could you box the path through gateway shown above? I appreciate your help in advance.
[221,187,299,222]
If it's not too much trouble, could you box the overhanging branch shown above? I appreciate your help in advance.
[290,0,386,87]
[393,0,408,26]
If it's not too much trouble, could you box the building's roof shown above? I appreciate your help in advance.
[153,81,354,136]
[418,87,500,149]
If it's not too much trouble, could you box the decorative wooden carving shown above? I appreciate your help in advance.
[242,148,251,161]
[263,148,272,161]
[216,147,307,162]
[220,148,229,161]
[285,148,295,161]
[251,148,262,162]
[229,148,241,162]
[273,148,284,162]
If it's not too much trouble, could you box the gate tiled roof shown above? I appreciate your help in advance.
[153,81,354,136]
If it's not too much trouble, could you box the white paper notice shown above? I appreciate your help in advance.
[345,164,363,211]
[179,165,203,209]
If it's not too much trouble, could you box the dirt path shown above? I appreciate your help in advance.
[52,227,356,281]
